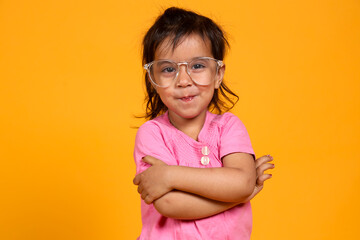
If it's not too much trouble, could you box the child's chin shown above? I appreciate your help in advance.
[178,111,204,120]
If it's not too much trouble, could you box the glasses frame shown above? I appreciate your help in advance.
[143,57,224,88]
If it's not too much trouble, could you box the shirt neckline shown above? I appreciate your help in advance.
[164,110,211,147]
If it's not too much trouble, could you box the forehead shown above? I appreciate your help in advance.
[155,34,213,61]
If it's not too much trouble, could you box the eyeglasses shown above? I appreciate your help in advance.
[144,57,224,88]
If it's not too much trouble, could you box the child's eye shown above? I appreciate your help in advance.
[161,67,176,73]
[192,64,205,69]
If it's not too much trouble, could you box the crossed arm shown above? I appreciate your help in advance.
[133,153,274,220]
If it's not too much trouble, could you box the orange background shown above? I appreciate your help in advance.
[1,0,359,239]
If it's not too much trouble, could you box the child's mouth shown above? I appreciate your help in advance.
[180,96,194,102]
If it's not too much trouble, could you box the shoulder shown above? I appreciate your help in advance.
[209,111,245,130]
[136,114,174,140]
[134,114,177,170]
[212,112,254,158]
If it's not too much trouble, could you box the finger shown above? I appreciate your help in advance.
[255,155,274,168]
[142,156,156,165]
[141,191,148,200]
[255,155,273,168]
[257,174,272,186]
[257,163,275,176]
[143,156,166,166]
[133,174,141,185]
[137,184,143,194]
[144,195,154,204]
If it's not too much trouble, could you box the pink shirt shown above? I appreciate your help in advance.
[134,111,255,240]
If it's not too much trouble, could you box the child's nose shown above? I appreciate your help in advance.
[176,65,193,87]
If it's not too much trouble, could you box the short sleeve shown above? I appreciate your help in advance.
[219,113,255,159]
[133,122,175,175]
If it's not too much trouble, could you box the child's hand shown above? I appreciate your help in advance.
[133,156,172,204]
[243,155,274,202]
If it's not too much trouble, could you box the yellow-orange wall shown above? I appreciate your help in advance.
[1,0,359,239]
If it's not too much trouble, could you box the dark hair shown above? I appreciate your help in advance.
[142,7,239,120]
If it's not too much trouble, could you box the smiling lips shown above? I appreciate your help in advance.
[180,95,195,102]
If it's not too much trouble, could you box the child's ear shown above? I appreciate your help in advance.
[215,64,225,89]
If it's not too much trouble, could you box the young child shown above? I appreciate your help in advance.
[133,7,274,240]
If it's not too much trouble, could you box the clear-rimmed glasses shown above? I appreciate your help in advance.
[144,57,224,88]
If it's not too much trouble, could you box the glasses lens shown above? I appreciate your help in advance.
[188,58,218,85]
[150,60,177,87]
[147,58,219,87]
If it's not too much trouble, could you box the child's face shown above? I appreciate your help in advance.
[153,34,224,123]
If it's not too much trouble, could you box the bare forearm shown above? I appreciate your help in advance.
[134,153,256,204]
[166,166,255,202]
[153,190,240,220]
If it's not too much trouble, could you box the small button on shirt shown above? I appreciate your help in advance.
[200,146,210,165]
[134,111,255,240]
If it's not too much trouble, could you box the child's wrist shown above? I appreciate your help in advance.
[165,165,176,190]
